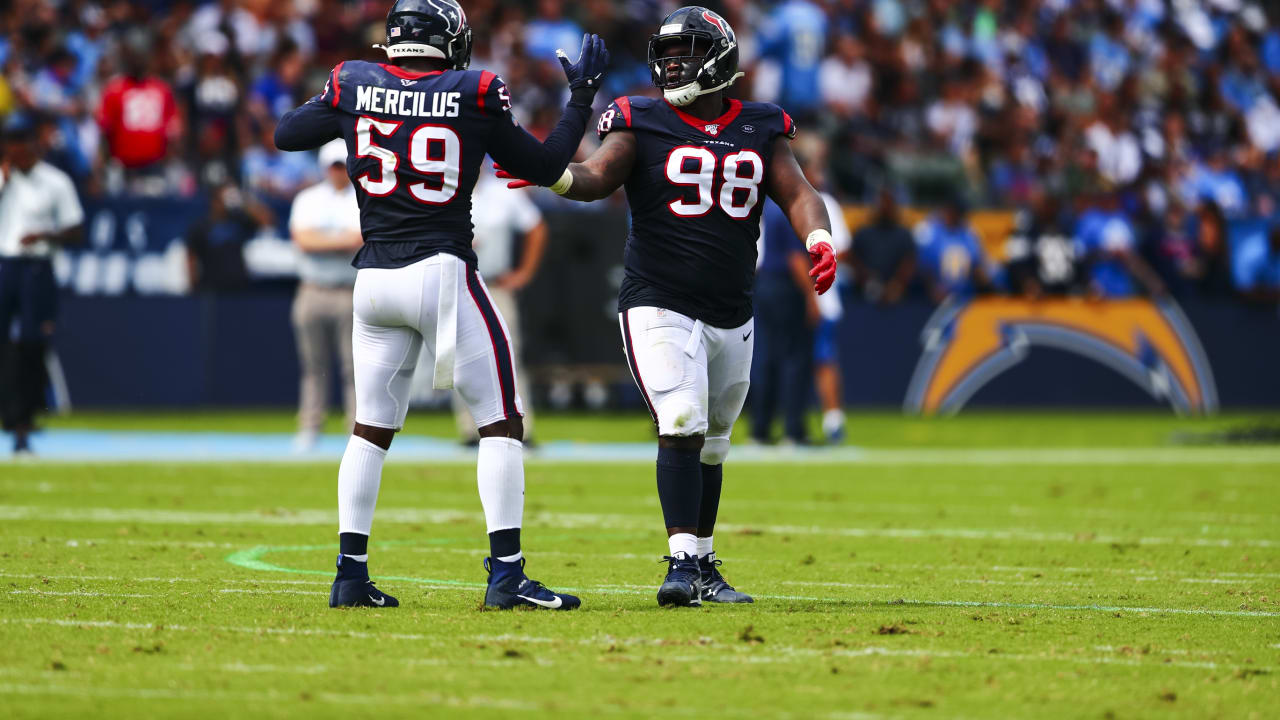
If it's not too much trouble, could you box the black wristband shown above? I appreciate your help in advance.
[568,87,598,107]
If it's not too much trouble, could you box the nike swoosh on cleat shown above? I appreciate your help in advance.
[517,594,562,609]
[368,595,386,606]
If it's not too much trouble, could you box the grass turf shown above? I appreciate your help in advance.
[2,413,1278,718]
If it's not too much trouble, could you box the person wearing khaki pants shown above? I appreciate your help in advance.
[451,169,547,444]
[289,139,363,451]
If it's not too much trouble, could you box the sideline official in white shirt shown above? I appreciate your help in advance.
[0,115,84,456]
[288,139,362,451]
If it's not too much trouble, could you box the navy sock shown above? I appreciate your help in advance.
[697,463,723,536]
[656,445,703,528]
[489,528,521,560]
[339,532,368,557]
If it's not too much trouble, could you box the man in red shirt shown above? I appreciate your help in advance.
[96,42,181,172]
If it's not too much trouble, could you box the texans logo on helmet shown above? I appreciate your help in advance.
[425,0,464,34]
[702,10,732,40]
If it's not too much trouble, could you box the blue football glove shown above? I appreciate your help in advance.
[557,34,609,94]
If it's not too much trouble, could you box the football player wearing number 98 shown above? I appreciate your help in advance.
[498,6,838,607]
[274,0,609,611]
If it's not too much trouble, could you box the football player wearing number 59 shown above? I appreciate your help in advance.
[274,0,609,611]
[498,6,837,607]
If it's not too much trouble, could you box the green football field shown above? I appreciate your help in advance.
[2,411,1278,718]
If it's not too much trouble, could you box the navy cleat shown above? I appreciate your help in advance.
[483,557,581,610]
[329,554,399,608]
[699,553,753,604]
[657,552,702,607]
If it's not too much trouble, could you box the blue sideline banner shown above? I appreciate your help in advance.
[54,293,1280,409]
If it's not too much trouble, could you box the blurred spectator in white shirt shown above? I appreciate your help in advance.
[287,139,361,450]
[818,34,872,119]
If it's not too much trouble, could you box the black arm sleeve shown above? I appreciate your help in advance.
[487,96,593,187]
[274,96,342,152]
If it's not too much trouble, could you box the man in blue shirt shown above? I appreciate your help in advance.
[1232,218,1280,304]
[525,0,585,65]
[751,198,816,446]
[758,0,826,120]
[914,198,989,304]
[1075,194,1166,299]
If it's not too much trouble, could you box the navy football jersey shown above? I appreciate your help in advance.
[276,60,590,270]
[599,96,796,328]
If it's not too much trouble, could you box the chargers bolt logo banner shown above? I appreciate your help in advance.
[904,297,1218,415]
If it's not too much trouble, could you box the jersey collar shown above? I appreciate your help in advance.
[664,99,743,137]
[379,63,445,80]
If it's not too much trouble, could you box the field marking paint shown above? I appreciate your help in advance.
[1,571,330,584]
[891,599,1277,618]
[886,563,1280,580]
[4,619,1272,677]
[218,544,1280,618]
[0,678,888,720]
[1,617,439,642]
[215,589,321,596]
[7,590,153,598]
[662,646,1273,673]
[782,581,899,589]
[15,536,243,549]
[9,568,1269,618]
[5,504,1275,548]
[1093,645,1190,655]
[0,681,539,711]
[720,498,1280,527]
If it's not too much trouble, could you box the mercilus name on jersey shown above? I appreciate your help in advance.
[355,86,461,118]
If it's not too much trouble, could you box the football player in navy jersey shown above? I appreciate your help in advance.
[273,0,609,611]
[499,6,837,607]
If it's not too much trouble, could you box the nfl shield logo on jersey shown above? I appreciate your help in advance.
[704,123,720,136]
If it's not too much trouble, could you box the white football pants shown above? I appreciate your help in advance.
[619,306,754,465]
[352,253,523,431]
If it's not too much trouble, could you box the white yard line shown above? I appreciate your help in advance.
[859,563,1280,580]
[0,682,539,711]
[0,572,330,586]
[215,589,320,596]
[719,498,1280,526]
[782,581,900,589]
[893,599,1276,618]
[662,646,1273,673]
[0,679,887,719]
[1,617,439,642]
[2,619,1270,675]
[7,590,154,598]
[14,536,244,549]
[3,505,1274,548]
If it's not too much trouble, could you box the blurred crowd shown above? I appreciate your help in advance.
[2,0,1279,302]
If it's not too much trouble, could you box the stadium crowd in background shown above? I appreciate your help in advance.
[2,0,1279,306]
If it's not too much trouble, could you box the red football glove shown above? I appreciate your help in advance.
[493,162,536,189]
[809,241,837,295]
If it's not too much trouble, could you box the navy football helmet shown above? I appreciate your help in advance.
[376,0,473,70]
[647,6,743,106]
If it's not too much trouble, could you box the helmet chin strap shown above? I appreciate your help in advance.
[663,71,745,107]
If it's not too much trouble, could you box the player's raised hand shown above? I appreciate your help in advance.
[808,240,837,295]
[493,162,536,189]
[557,34,609,95]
